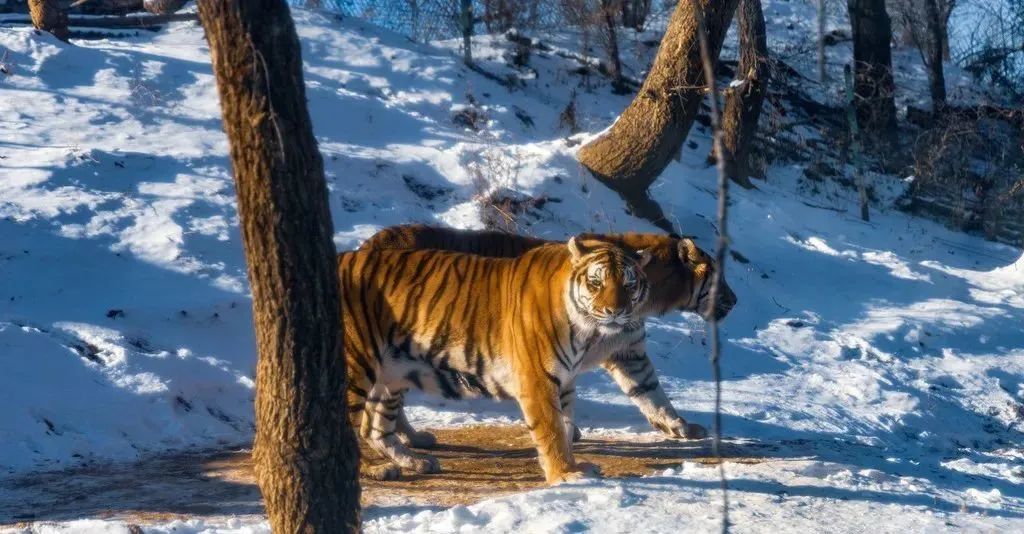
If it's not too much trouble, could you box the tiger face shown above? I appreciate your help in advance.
[566,237,650,332]
[676,239,736,322]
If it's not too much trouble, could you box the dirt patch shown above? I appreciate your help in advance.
[1,425,768,526]
[362,425,765,507]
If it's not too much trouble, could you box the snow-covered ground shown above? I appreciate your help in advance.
[1,3,1023,532]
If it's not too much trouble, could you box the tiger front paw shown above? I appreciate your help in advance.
[657,420,708,440]
[394,453,441,474]
[399,429,438,449]
[362,462,402,481]
[411,454,441,474]
[548,462,602,485]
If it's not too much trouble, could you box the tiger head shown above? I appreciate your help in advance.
[670,239,736,322]
[566,236,651,333]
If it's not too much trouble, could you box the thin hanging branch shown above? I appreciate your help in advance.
[844,64,870,221]
[693,0,730,532]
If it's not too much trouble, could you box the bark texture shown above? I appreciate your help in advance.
[716,0,769,188]
[196,0,360,531]
[28,0,69,41]
[847,0,897,148]
[577,0,741,200]
[143,0,188,15]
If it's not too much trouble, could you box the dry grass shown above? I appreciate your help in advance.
[1,424,768,527]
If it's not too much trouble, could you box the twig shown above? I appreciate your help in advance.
[800,200,847,213]
[693,1,730,532]
[843,64,869,222]
[464,61,522,90]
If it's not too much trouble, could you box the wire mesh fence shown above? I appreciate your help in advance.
[314,1,621,43]
[323,0,464,42]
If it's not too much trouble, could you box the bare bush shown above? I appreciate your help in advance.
[907,107,1024,245]
[481,0,545,32]
[955,1,1024,101]
[558,0,627,92]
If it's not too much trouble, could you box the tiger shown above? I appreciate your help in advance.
[358,224,737,451]
[339,237,651,484]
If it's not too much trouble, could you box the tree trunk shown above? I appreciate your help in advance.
[460,0,473,64]
[196,0,360,532]
[621,0,651,30]
[578,0,741,203]
[143,0,188,15]
[923,0,946,111]
[601,0,627,94]
[817,0,826,82]
[715,0,769,188]
[846,0,897,150]
[28,0,69,41]
[938,0,954,60]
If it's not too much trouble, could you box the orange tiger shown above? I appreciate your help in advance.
[339,237,650,484]
[358,224,737,450]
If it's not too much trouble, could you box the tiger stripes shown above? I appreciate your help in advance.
[339,237,651,483]
[358,224,737,449]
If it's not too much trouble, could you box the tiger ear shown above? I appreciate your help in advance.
[635,248,652,268]
[676,239,702,265]
[676,239,708,277]
[568,236,584,262]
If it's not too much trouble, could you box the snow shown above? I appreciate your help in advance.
[2,3,1023,532]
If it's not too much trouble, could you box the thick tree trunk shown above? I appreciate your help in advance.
[715,0,769,188]
[28,0,69,41]
[846,0,897,149]
[196,0,360,532]
[578,0,741,202]
[923,0,946,110]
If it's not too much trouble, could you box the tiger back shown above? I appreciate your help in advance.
[359,224,736,320]
[338,237,650,484]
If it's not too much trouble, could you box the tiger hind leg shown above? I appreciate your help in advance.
[348,376,402,480]
[364,386,441,474]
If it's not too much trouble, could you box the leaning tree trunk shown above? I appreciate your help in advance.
[28,0,69,41]
[577,0,741,208]
[847,0,897,150]
[715,0,769,188]
[197,0,360,532]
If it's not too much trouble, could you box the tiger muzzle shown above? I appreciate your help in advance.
[702,284,737,321]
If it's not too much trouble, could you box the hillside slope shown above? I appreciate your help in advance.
[0,5,1022,532]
